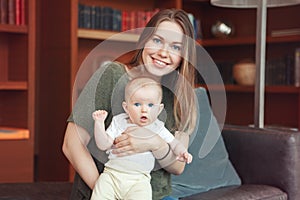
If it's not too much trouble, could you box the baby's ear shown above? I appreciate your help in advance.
[158,103,164,115]
[122,101,128,113]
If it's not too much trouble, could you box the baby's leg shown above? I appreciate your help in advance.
[125,176,152,200]
[91,170,120,200]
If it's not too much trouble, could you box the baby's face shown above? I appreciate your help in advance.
[124,86,162,127]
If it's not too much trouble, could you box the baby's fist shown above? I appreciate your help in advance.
[92,110,108,121]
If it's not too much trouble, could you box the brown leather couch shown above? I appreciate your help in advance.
[0,125,299,200]
[183,125,300,200]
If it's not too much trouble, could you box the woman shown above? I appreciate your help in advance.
[63,8,198,200]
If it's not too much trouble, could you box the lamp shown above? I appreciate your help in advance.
[211,0,300,128]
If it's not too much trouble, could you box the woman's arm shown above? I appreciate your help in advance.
[112,127,190,175]
[62,122,99,189]
[152,131,190,174]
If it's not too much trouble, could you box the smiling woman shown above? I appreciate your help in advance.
[62,9,198,200]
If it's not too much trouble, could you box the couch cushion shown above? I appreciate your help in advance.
[171,88,241,198]
[182,184,287,200]
[222,125,300,200]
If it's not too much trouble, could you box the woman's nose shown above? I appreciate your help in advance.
[158,45,169,58]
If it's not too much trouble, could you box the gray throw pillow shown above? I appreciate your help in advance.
[171,87,241,198]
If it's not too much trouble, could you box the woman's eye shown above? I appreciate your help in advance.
[134,103,141,107]
[152,38,162,44]
[171,44,181,52]
[148,103,154,108]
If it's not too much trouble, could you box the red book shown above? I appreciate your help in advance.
[121,10,128,32]
[15,0,20,25]
[0,0,8,24]
[20,0,24,25]
[129,10,136,31]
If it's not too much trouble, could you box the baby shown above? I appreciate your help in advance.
[91,77,192,200]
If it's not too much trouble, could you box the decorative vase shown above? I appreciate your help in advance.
[233,61,256,85]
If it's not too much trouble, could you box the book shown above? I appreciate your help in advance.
[0,0,8,24]
[78,4,85,28]
[20,0,24,25]
[95,6,101,29]
[15,0,20,24]
[102,6,113,31]
[295,48,300,87]
[112,9,121,32]
[8,0,14,25]
[121,10,129,31]
[271,28,300,37]
[90,5,96,29]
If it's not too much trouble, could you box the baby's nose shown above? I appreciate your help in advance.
[141,105,148,112]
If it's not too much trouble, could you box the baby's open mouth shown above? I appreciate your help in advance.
[141,116,148,121]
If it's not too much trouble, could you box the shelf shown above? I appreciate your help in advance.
[0,82,28,90]
[0,24,28,34]
[0,127,30,140]
[198,36,256,46]
[78,29,140,42]
[226,85,300,94]
[201,84,300,94]
[77,28,300,46]
[198,35,300,47]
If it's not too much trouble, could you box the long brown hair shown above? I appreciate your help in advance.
[129,9,197,135]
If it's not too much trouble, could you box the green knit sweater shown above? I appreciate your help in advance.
[68,61,175,200]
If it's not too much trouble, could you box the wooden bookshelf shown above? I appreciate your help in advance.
[0,0,36,182]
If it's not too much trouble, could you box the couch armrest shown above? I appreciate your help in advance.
[222,125,300,200]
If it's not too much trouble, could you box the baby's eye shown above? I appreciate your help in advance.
[148,103,154,108]
[134,103,141,107]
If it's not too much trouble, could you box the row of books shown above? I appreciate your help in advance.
[0,0,25,25]
[78,4,203,39]
[78,4,159,32]
[197,48,300,86]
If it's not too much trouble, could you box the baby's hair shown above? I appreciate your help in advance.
[125,77,162,102]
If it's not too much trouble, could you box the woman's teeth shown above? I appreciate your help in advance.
[154,59,166,66]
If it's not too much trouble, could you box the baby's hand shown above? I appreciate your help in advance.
[176,151,193,164]
[92,110,108,121]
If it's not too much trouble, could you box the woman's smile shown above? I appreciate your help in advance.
[152,57,170,68]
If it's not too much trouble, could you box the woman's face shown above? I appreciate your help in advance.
[142,21,184,78]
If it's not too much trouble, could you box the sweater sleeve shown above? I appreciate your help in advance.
[68,62,127,135]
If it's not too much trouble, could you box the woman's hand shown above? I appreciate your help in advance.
[112,127,190,175]
[112,126,165,156]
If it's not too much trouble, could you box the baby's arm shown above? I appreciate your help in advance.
[169,139,193,164]
[92,110,114,151]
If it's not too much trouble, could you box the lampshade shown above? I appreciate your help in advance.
[211,0,300,8]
